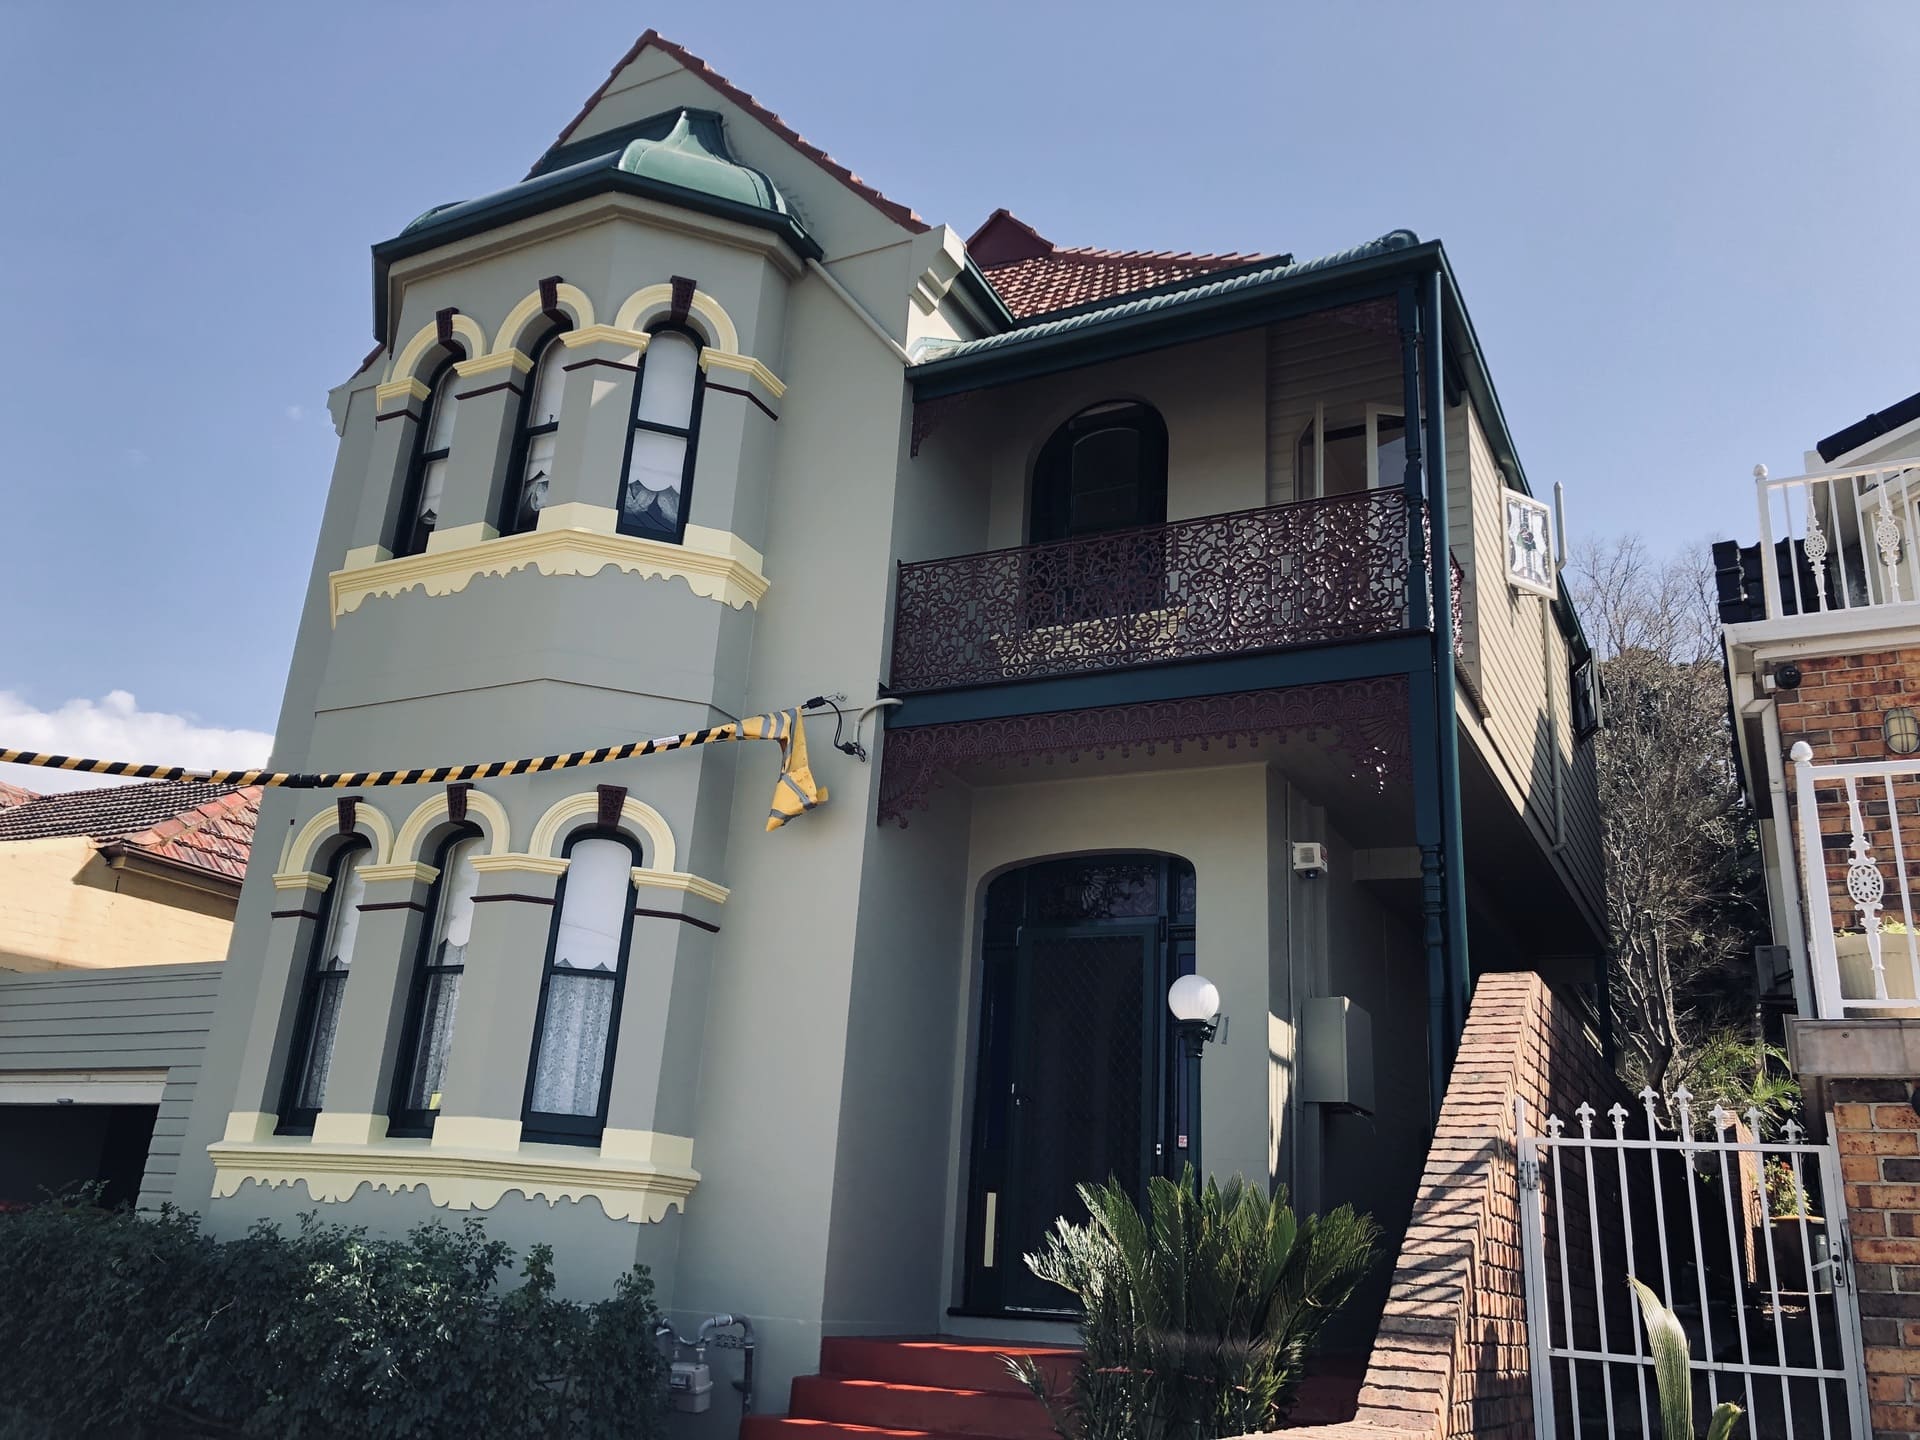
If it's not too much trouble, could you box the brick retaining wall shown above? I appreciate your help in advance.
[1276,970,1623,1440]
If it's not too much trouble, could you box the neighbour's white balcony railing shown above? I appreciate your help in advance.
[1793,742,1920,1016]
[1754,460,1920,620]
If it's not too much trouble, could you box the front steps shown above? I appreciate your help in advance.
[740,1337,1073,1440]
[741,1336,1362,1438]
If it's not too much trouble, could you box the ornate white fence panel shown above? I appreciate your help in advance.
[1517,1090,1867,1440]
[1754,461,1920,619]
[1791,747,1920,1017]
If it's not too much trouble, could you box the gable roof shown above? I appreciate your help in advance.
[1817,387,1920,463]
[0,780,260,886]
[539,29,928,234]
[968,210,1279,320]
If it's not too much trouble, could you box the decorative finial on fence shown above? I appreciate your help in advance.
[1755,464,1769,480]
[1608,1102,1628,1137]
[1790,740,1813,763]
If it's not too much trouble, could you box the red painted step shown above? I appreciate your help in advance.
[745,1337,1076,1440]
[789,1376,1056,1439]
[819,1337,1078,1395]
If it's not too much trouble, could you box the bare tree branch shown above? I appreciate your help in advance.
[1569,536,1764,1099]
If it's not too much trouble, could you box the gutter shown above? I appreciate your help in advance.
[370,165,824,344]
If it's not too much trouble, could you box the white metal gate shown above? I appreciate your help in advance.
[1517,1090,1869,1440]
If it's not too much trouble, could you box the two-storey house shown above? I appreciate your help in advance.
[150,31,1605,1434]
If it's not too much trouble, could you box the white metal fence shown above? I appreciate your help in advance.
[1518,1090,1867,1440]
[1792,747,1920,1016]
[1754,461,1920,620]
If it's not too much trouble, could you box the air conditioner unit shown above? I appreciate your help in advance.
[1291,842,1328,878]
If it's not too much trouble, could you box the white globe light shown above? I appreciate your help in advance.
[1168,973,1221,1023]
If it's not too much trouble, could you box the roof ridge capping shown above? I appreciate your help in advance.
[535,28,928,231]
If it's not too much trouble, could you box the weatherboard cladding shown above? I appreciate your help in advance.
[0,963,223,1211]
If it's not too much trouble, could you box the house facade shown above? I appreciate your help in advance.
[146,31,1603,1430]
[1717,394,1920,1019]
[0,780,258,974]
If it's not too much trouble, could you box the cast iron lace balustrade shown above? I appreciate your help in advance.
[890,489,1417,693]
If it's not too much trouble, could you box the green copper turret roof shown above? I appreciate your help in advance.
[373,108,818,341]
[611,110,791,216]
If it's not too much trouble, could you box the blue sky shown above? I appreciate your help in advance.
[3,2,1918,784]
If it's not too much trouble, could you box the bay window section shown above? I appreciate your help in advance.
[618,327,703,542]
[388,829,482,1135]
[502,329,568,535]
[278,840,369,1133]
[396,359,462,557]
[523,833,639,1143]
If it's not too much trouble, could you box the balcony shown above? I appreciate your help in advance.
[889,489,1419,695]
[1723,460,1920,624]
[1791,745,1920,1016]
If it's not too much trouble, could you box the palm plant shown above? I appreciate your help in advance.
[1012,1168,1377,1440]
[1630,1278,1742,1440]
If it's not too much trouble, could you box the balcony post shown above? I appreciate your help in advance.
[1425,270,1471,1055]
[1792,742,1844,1018]
[1398,281,1430,634]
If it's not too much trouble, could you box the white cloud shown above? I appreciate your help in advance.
[0,691,273,795]
[285,404,305,422]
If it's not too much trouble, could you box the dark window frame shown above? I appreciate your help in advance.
[498,325,571,536]
[1571,656,1603,741]
[616,322,707,545]
[520,826,642,1146]
[393,354,463,557]
[1028,401,1169,545]
[276,836,372,1135]
[386,823,483,1137]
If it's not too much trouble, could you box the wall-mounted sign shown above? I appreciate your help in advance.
[1505,492,1557,598]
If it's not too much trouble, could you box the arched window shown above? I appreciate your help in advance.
[278,839,370,1133]
[395,358,462,556]
[523,830,639,1142]
[501,328,569,536]
[1029,401,1168,544]
[388,827,482,1135]
[618,326,704,542]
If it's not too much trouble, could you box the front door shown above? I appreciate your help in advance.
[962,856,1194,1315]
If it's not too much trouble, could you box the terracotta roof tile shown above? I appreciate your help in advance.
[0,781,38,810]
[540,29,927,233]
[0,780,260,885]
[968,208,1277,320]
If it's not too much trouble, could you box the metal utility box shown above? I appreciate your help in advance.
[1300,996,1374,1114]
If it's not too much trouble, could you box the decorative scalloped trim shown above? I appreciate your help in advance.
[207,1136,698,1224]
[329,527,768,623]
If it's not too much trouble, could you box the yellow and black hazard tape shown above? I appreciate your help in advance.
[0,701,832,831]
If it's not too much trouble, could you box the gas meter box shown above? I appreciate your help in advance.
[670,1360,713,1413]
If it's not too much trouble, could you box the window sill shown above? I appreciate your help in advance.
[328,522,769,623]
[207,1121,699,1224]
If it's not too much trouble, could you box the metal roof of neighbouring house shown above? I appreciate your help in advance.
[1817,386,1920,463]
[968,209,1281,320]
[0,780,261,885]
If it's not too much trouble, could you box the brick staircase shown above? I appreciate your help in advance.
[741,1336,1362,1439]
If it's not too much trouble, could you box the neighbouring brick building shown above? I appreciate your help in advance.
[1719,390,1920,1437]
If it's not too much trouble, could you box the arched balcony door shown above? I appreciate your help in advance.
[962,853,1196,1316]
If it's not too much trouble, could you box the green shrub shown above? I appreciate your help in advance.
[1014,1168,1378,1440]
[0,1197,669,1439]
